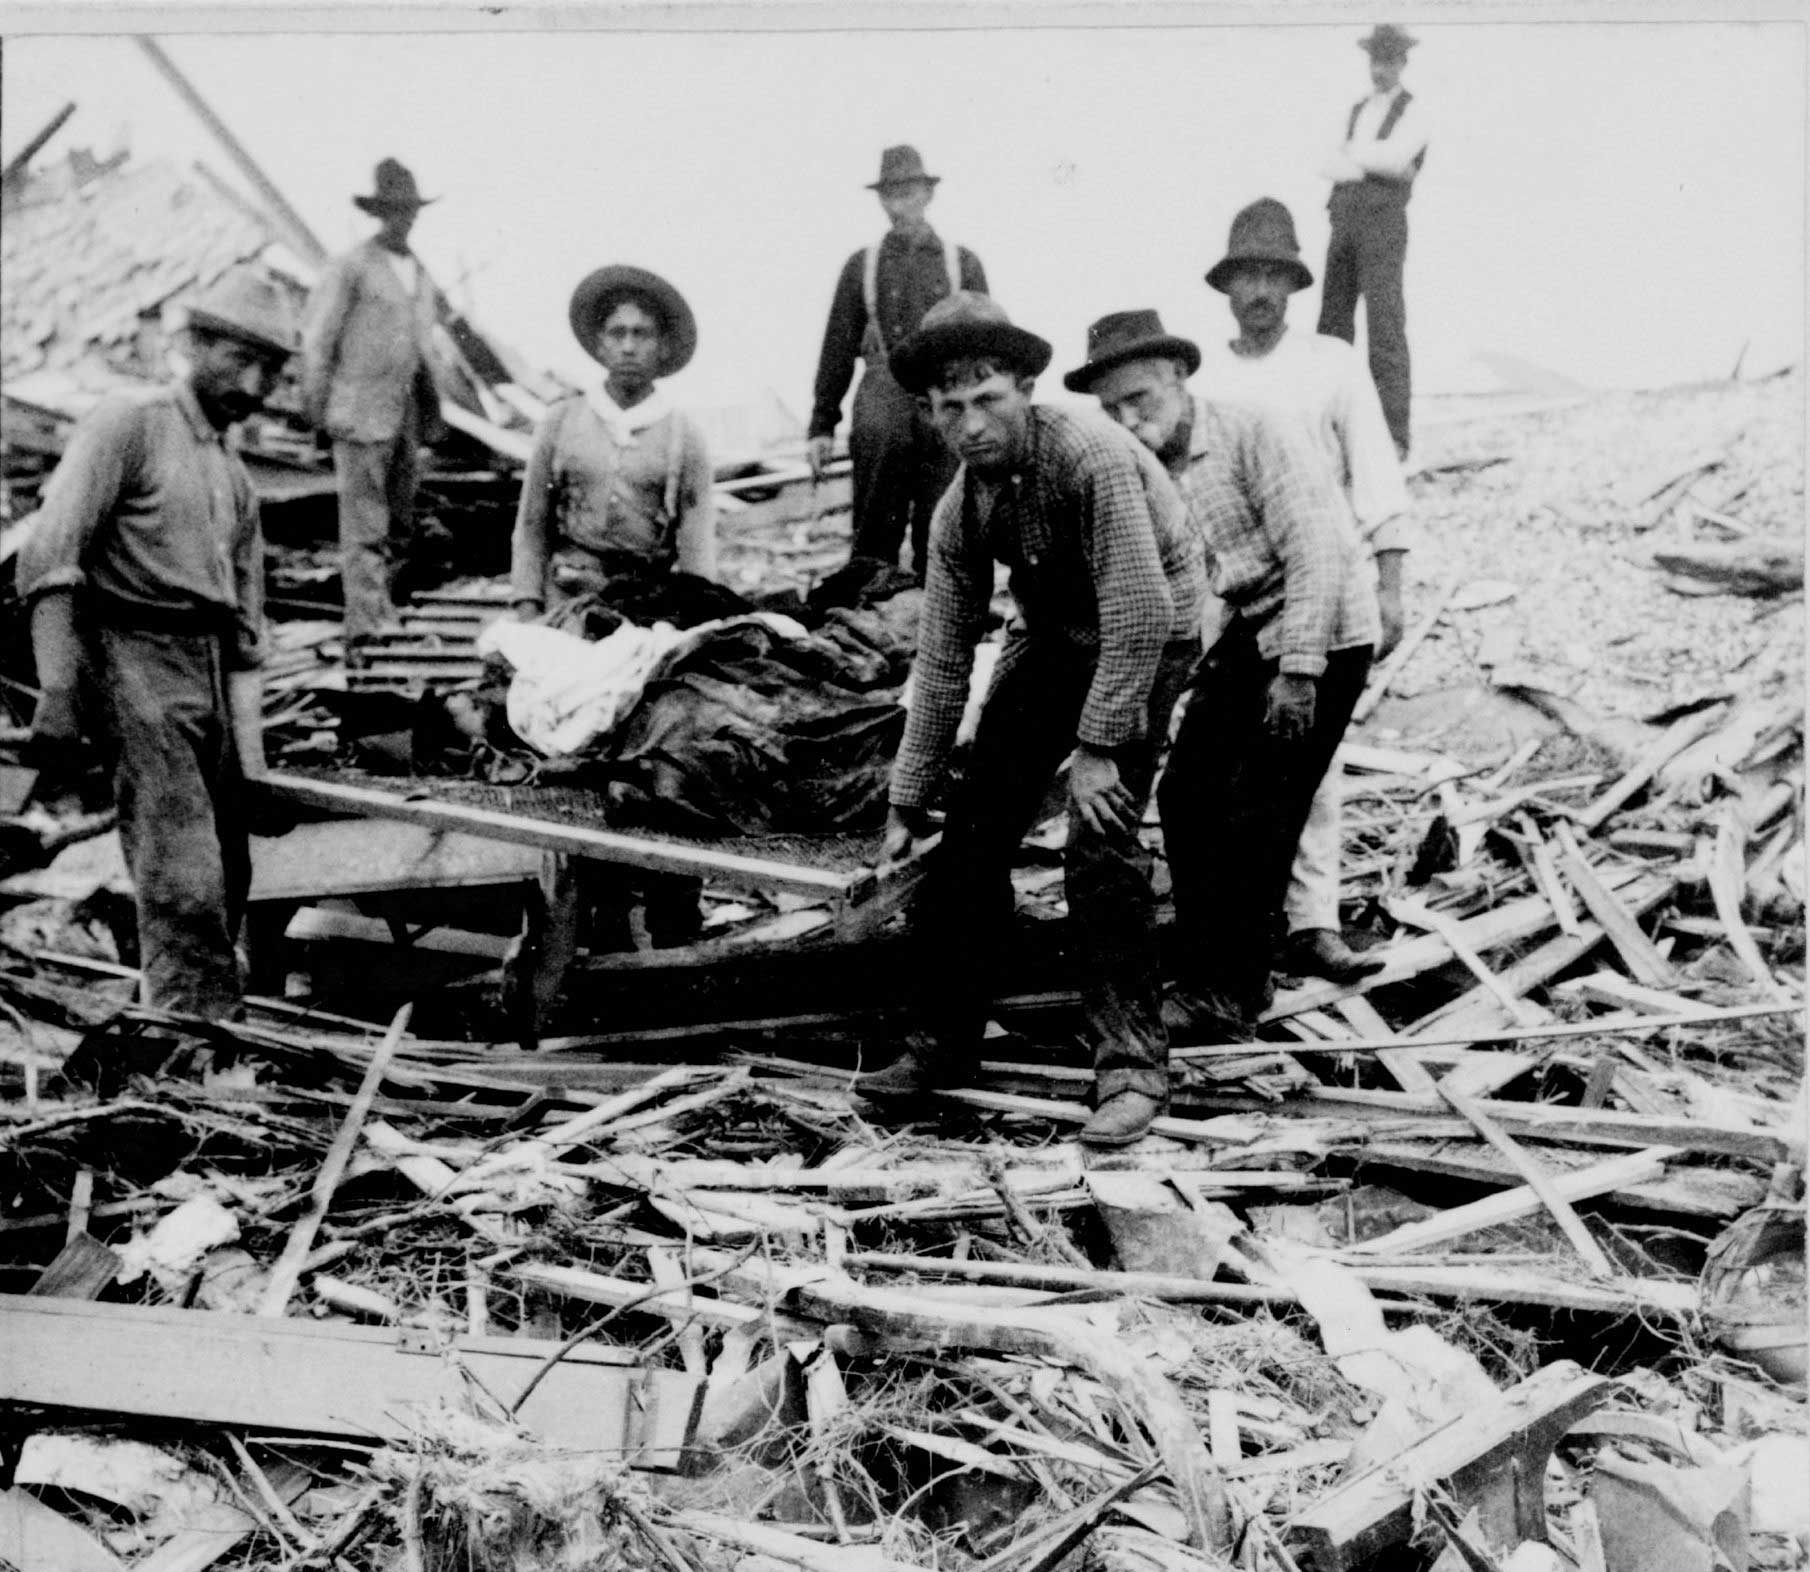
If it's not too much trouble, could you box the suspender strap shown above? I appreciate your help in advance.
[861,236,965,363]
[1377,87,1412,138]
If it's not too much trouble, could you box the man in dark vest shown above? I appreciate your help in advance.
[1317,24,1430,462]
[806,146,987,592]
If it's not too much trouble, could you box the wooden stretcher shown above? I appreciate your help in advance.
[262,768,932,945]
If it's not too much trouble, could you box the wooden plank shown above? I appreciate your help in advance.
[1334,994,1438,1095]
[1287,1362,1619,1571]
[25,1232,121,1299]
[1551,825,1678,987]
[0,1295,701,1467]
[1434,1086,1622,1277]
[263,770,859,902]
[1708,807,1795,1001]
[1388,894,1547,1027]
[0,1487,124,1572]
[1353,575,1460,725]
[1573,705,1726,832]
[136,1461,310,1572]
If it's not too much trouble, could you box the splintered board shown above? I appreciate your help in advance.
[0,1296,703,1468]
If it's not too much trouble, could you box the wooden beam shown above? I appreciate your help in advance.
[262,771,860,902]
[1572,705,1725,832]
[0,1488,124,1572]
[0,1295,702,1467]
[1551,826,1677,987]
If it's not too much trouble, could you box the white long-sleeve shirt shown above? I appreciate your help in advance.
[1344,86,1430,181]
[1199,327,1411,555]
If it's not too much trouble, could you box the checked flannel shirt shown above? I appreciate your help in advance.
[890,405,1204,810]
[1174,396,1378,677]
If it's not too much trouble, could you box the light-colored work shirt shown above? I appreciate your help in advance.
[17,381,266,669]
[1342,86,1431,182]
[1199,327,1410,553]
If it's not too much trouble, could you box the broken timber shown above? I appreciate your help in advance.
[0,1294,703,1466]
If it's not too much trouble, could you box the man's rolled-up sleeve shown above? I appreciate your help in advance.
[1076,445,1172,748]
[890,490,985,809]
[15,399,138,603]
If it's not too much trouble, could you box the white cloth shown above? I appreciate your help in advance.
[1199,327,1411,553]
[477,611,810,758]
[383,248,421,297]
[583,382,674,448]
[1345,86,1430,181]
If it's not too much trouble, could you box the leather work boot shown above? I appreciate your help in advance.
[855,1050,943,1105]
[1079,1089,1165,1148]
[1283,928,1384,984]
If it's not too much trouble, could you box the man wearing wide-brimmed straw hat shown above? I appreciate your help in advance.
[856,292,1205,1149]
[1201,196,1409,984]
[1317,25,1430,460]
[301,158,445,648]
[806,146,988,597]
[1066,307,1377,1043]
[17,265,299,1020]
[511,264,715,621]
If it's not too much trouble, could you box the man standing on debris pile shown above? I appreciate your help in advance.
[858,292,1205,1149]
[806,146,988,597]
[17,266,297,1020]
[1200,196,1409,984]
[301,159,444,651]
[1067,310,1377,1038]
[1317,24,1430,462]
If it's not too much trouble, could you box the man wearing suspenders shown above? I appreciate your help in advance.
[1317,25,1430,462]
[807,146,988,591]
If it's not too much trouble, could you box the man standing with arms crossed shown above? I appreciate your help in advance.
[1202,196,1409,983]
[18,267,297,1020]
[1066,310,1378,1035]
[1318,24,1430,462]
[806,146,988,591]
[302,158,444,650]
[859,293,1205,1148]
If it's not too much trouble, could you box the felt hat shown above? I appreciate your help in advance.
[183,264,299,359]
[1358,24,1418,59]
[353,158,436,215]
[568,264,698,377]
[1062,310,1200,393]
[1204,198,1315,294]
[867,145,940,190]
[889,291,1052,395]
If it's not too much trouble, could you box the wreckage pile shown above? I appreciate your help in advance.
[2,371,1805,1569]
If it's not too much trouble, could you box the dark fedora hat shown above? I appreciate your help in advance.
[353,158,436,214]
[867,145,941,190]
[890,292,1052,395]
[1358,24,1418,58]
[1062,310,1200,394]
[568,264,698,377]
[1205,198,1314,294]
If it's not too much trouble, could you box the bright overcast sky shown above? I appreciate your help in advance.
[2,14,1804,420]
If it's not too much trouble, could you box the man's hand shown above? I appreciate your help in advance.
[1069,746,1137,838]
[23,686,83,768]
[806,436,834,481]
[1377,587,1405,660]
[880,804,934,868]
[512,598,544,624]
[1265,673,1318,741]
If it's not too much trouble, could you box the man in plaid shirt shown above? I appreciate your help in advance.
[1066,310,1378,1034]
[859,292,1206,1148]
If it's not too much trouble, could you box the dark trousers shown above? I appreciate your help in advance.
[849,363,958,578]
[1317,197,1412,456]
[1160,622,1371,1015]
[94,625,250,1020]
[914,635,1199,1100]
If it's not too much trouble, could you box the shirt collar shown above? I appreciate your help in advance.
[882,223,944,252]
[585,381,673,442]
[174,379,226,446]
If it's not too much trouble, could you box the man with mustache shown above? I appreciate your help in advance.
[858,292,1206,1148]
[1065,309,1377,1037]
[1200,196,1409,984]
[17,266,297,1020]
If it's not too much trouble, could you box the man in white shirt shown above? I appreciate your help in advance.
[1317,24,1429,461]
[1202,196,1408,983]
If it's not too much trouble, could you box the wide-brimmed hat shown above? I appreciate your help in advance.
[353,158,436,215]
[890,292,1052,395]
[182,264,299,359]
[867,145,940,190]
[1062,310,1200,394]
[1205,198,1314,294]
[568,265,698,376]
[1358,24,1417,59]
